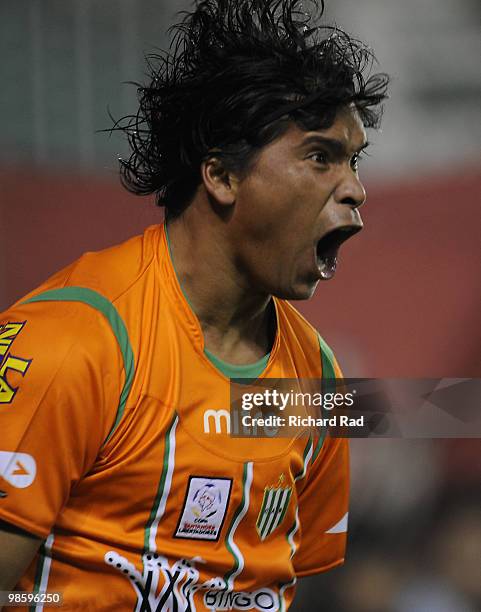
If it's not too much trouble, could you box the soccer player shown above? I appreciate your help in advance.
[0,0,388,609]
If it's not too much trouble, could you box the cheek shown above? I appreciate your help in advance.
[241,167,304,228]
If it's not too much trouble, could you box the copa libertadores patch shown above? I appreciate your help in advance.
[174,476,232,541]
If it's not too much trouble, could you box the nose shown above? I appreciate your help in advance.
[334,169,367,209]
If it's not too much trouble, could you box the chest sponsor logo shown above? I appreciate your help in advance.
[0,322,32,404]
[204,409,231,434]
[256,475,292,541]
[204,587,278,610]
[0,451,37,488]
[174,476,232,541]
[105,552,279,611]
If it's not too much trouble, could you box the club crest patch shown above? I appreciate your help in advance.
[256,474,292,541]
[174,476,232,541]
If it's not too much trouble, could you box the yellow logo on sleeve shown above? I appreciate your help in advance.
[0,322,32,404]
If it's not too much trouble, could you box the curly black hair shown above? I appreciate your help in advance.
[114,0,389,217]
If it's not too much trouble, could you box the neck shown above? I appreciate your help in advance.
[166,202,274,364]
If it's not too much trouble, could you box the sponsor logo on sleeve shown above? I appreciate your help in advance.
[0,322,32,404]
[174,476,232,541]
[0,451,37,488]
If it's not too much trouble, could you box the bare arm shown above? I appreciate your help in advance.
[0,520,41,590]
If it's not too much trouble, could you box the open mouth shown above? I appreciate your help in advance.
[316,226,362,279]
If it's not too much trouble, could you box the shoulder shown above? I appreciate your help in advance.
[13,225,160,308]
[0,228,161,403]
[1,296,124,395]
[4,224,162,354]
[69,225,160,302]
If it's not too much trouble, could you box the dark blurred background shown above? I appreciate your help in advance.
[1,1,480,610]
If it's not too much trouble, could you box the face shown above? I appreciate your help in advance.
[229,105,368,299]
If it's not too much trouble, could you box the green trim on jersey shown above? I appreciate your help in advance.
[204,348,270,380]
[278,577,297,612]
[277,436,314,611]
[30,540,47,612]
[144,413,178,553]
[319,334,336,381]
[22,287,135,444]
[223,462,253,590]
[311,334,337,462]
[165,221,271,380]
[30,532,55,612]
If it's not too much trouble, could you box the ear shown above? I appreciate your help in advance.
[201,157,239,206]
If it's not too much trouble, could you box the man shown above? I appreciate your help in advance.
[0,0,388,609]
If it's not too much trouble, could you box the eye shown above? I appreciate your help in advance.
[351,148,370,172]
[351,153,361,172]
[308,151,329,165]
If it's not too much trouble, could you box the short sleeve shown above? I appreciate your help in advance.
[0,298,123,538]
[294,436,349,576]
[293,334,349,575]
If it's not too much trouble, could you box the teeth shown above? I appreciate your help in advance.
[317,254,337,279]
[319,261,331,279]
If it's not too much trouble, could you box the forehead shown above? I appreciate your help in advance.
[326,105,367,146]
[272,105,367,153]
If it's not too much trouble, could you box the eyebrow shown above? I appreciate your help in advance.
[300,135,370,157]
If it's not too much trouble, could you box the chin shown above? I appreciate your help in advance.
[274,280,320,301]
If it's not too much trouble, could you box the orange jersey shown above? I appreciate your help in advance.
[0,224,348,611]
